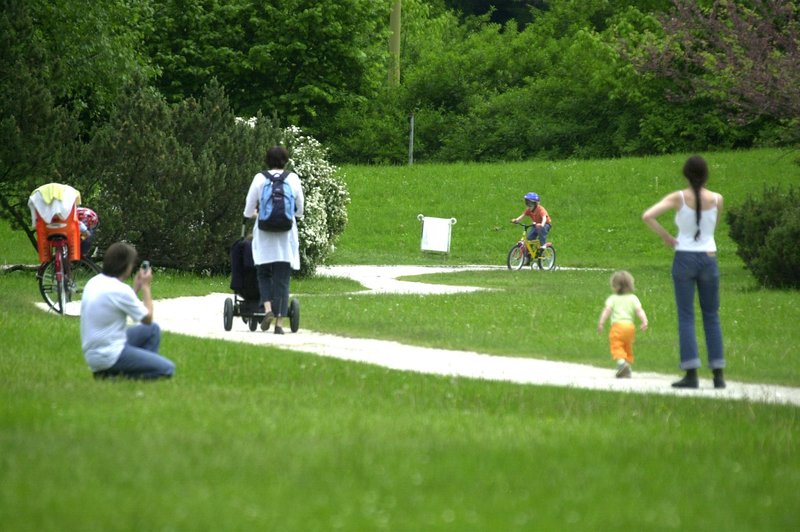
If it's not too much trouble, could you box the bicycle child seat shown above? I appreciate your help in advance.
[28,183,82,263]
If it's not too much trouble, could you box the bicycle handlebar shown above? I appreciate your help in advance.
[511,221,534,230]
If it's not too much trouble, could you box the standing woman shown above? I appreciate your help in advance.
[243,146,304,334]
[642,155,726,389]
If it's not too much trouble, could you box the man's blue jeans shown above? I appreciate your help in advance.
[672,251,725,370]
[96,323,175,380]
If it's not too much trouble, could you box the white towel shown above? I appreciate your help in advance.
[28,183,81,226]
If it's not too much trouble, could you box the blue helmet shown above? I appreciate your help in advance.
[524,192,540,203]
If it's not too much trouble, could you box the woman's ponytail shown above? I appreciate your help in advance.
[692,185,702,241]
[683,155,709,242]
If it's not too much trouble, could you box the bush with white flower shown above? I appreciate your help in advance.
[281,125,350,276]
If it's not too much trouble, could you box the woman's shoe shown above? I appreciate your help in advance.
[260,311,274,331]
[713,369,726,389]
[672,369,699,389]
[274,325,284,335]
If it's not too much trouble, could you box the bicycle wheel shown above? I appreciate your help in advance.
[536,246,556,271]
[38,258,100,313]
[507,244,526,270]
[58,278,67,314]
[38,256,64,313]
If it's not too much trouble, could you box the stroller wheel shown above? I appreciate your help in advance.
[289,298,300,333]
[248,317,259,332]
[223,298,234,331]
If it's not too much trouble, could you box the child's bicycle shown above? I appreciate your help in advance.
[507,222,556,271]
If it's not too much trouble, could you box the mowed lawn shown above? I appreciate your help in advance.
[1,148,799,530]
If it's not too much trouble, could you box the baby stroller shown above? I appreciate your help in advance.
[224,223,299,332]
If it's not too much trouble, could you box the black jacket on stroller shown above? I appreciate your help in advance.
[229,238,260,303]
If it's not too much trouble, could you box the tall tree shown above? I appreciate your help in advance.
[20,0,154,119]
[0,0,153,249]
[146,0,391,132]
[1,2,78,249]
[637,0,800,132]
[443,0,547,26]
[389,0,402,85]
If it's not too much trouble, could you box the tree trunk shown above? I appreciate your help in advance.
[389,1,401,86]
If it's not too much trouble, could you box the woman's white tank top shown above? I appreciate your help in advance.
[674,190,718,252]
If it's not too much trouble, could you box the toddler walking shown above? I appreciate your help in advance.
[597,271,648,378]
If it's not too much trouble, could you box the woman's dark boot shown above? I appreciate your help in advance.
[672,369,699,389]
[712,368,726,389]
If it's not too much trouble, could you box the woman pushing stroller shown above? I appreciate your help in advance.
[243,145,304,335]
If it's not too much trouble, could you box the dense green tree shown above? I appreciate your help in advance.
[328,0,785,162]
[19,0,154,119]
[146,0,391,135]
[0,0,153,250]
[443,1,671,27]
[633,0,800,143]
[512,2,756,158]
[444,0,547,26]
[324,91,410,164]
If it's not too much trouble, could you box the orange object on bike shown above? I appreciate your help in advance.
[28,183,83,264]
[35,207,81,263]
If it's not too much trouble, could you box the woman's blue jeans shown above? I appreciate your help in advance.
[671,251,725,370]
[257,261,291,316]
[95,323,175,380]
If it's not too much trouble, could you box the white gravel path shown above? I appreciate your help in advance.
[147,265,799,408]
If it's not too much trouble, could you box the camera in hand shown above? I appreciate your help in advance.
[141,260,150,271]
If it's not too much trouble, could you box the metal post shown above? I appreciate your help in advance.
[408,111,414,166]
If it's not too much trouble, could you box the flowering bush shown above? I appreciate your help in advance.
[281,125,350,276]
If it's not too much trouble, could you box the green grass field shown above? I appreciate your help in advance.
[2,148,799,530]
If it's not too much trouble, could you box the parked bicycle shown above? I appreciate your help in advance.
[37,234,100,314]
[29,183,100,314]
[507,221,556,271]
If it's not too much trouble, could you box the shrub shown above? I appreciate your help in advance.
[283,126,350,276]
[85,79,348,276]
[727,186,800,289]
[322,93,408,165]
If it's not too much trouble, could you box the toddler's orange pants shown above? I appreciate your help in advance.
[609,322,636,364]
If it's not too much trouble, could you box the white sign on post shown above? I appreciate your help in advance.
[418,214,457,254]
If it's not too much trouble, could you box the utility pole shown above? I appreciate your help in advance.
[389,0,401,86]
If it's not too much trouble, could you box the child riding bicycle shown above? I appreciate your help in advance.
[510,192,552,254]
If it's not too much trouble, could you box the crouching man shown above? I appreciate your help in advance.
[80,242,175,380]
